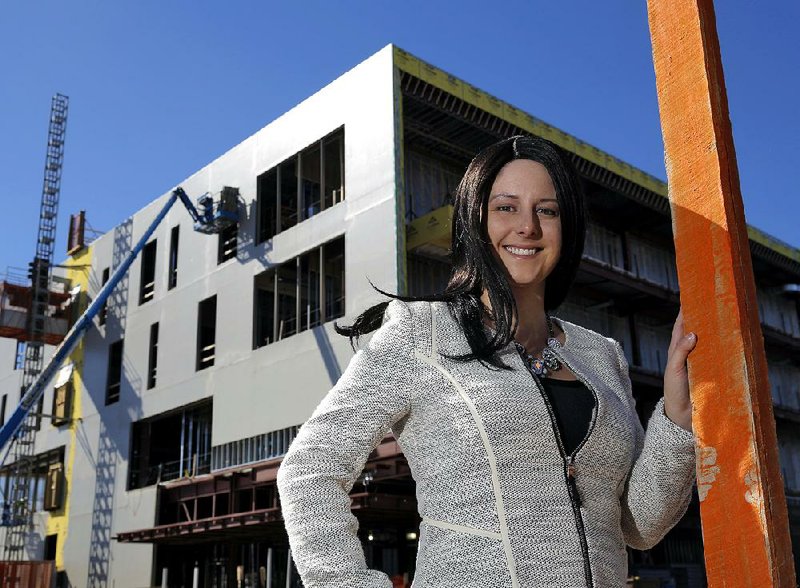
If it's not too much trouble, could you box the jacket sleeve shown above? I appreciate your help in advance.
[276,299,416,588]
[611,340,697,550]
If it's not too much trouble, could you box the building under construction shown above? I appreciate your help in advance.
[0,45,798,587]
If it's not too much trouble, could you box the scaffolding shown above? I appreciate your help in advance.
[3,94,69,559]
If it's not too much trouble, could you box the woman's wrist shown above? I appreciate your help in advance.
[663,401,692,432]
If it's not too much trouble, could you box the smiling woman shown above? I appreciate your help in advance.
[277,135,698,588]
[484,160,563,305]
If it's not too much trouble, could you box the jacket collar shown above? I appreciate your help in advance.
[467,311,607,381]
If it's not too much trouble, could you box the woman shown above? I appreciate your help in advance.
[276,135,697,588]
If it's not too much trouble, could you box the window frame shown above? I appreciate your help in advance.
[253,235,344,349]
[256,127,344,245]
[105,339,124,405]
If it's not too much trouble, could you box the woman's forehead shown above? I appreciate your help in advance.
[490,160,556,198]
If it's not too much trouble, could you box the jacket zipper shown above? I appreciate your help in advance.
[519,347,598,588]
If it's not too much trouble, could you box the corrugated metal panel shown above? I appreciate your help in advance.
[768,361,800,410]
[584,223,625,270]
[758,288,800,337]
[628,235,679,292]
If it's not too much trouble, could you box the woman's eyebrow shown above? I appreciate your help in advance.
[489,193,559,203]
[489,192,518,201]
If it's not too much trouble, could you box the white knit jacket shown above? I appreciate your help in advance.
[276,300,697,588]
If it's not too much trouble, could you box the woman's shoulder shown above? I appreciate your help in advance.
[382,300,449,357]
[551,315,620,358]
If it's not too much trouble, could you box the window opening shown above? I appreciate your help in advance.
[148,322,159,389]
[255,127,344,244]
[324,131,345,209]
[301,143,322,220]
[106,339,123,404]
[324,237,345,321]
[139,240,157,304]
[218,222,238,264]
[129,400,212,489]
[253,235,344,348]
[256,169,278,244]
[253,269,275,348]
[197,296,217,371]
[280,157,299,232]
[168,225,179,290]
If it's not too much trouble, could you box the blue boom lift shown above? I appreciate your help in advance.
[0,186,238,491]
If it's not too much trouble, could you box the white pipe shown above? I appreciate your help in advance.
[285,548,292,588]
[266,547,273,588]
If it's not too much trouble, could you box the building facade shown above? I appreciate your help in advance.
[0,45,798,587]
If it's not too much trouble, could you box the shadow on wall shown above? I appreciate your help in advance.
[312,324,343,386]
[84,217,144,588]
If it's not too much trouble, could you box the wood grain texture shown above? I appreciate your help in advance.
[646,0,796,585]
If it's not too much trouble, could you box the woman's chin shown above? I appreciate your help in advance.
[508,278,546,291]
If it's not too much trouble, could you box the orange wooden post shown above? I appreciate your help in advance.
[647,0,796,585]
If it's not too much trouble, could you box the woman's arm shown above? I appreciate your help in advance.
[276,299,416,588]
[611,339,697,550]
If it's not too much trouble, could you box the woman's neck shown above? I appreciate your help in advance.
[480,286,553,352]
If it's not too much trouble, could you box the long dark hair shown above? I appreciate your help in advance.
[335,134,586,369]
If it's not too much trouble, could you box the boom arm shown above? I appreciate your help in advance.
[0,187,216,453]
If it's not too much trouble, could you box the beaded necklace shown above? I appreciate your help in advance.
[513,315,563,378]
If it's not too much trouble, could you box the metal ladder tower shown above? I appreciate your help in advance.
[4,93,69,559]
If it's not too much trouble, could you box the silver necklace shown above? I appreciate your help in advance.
[514,315,562,377]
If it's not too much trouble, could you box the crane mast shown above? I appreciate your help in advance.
[4,94,69,558]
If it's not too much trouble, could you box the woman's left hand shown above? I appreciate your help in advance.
[663,308,697,432]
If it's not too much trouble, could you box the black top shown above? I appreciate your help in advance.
[540,378,596,456]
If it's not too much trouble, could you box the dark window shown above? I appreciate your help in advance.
[255,127,344,245]
[168,225,179,290]
[139,240,157,305]
[256,168,278,244]
[301,143,321,220]
[196,296,217,371]
[0,394,6,426]
[277,262,298,340]
[106,339,124,405]
[299,248,321,331]
[51,379,72,426]
[253,235,345,348]
[44,534,57,560]
[253,269,275,349]
[147,322,159,389]
[323,237,345,321]
[217,223,238,264]
[323,130,345,209]
[128,400,212,489]
[280,157,299,233]
[99,267,110,325]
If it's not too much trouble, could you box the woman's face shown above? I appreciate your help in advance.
[485,159,562,291]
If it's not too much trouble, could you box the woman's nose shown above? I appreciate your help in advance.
[516,213,542,238]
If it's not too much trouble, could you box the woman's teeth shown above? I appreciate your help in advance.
[504,246,540,256]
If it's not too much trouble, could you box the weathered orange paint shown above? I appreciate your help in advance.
[647,0,796,585]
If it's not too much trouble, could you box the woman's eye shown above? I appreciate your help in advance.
[496,205,514,212]
[537,207,559,217]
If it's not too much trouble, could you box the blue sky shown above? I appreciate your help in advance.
[1,1,797,277]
